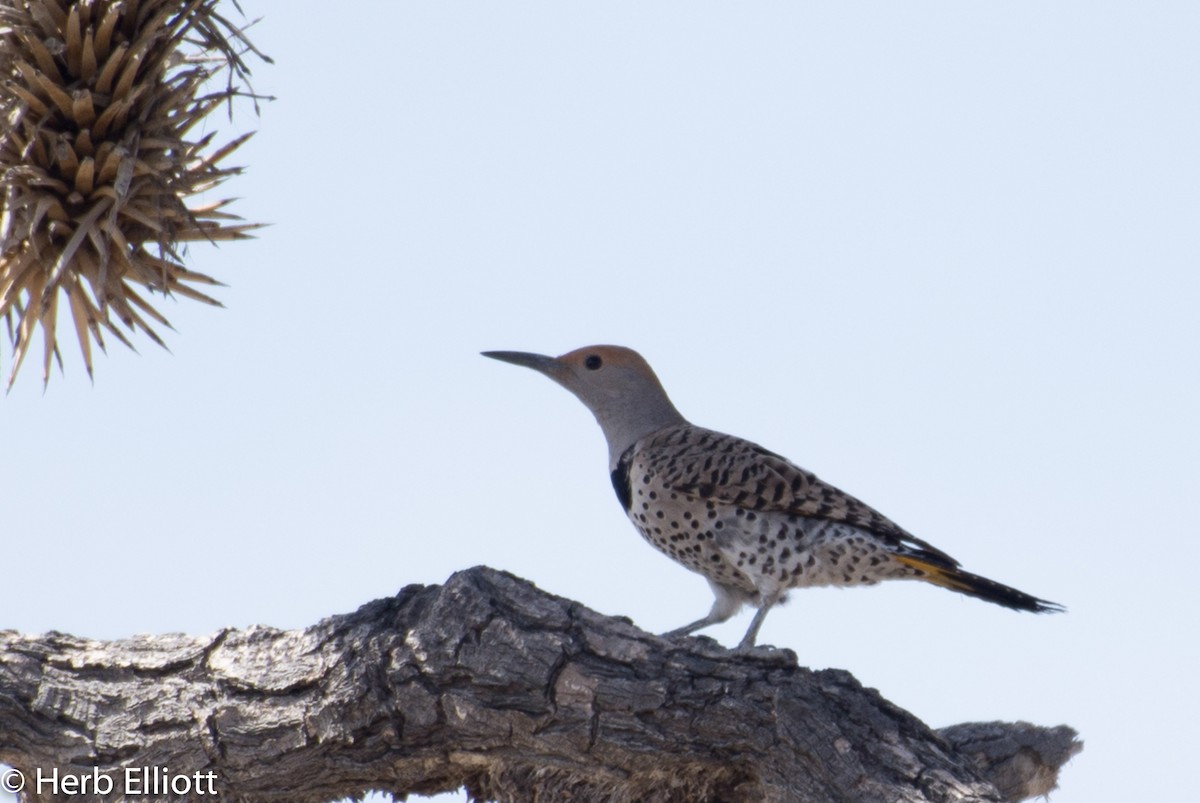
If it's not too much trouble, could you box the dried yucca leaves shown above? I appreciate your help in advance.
[0,0,268,388]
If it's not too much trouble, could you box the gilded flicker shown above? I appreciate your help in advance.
[483,345,1064,648]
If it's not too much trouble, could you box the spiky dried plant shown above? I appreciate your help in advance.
[0,0,268,388]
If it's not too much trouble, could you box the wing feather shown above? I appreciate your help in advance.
[638,424,959,567]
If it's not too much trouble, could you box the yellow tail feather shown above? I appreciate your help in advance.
[894,554,1064,613]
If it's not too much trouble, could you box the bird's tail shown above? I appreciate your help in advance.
[893,555,1065,614]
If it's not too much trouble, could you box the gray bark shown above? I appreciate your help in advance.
[0,566,1079,802]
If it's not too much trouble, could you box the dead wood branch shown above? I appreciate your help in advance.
[0,566,1080,802]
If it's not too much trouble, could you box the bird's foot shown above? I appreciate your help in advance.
[734,642,797,666]
[660,628,720,647]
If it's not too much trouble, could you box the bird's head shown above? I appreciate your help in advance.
[483,345,685,463]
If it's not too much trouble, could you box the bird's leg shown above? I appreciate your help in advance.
[663,582,744,638]
[663,617,719,638]
[737,592,783,649]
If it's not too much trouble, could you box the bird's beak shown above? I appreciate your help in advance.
[482,350,564,379]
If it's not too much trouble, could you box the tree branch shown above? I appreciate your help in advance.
[0,567,1079,802]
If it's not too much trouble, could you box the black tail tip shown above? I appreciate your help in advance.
[1033,598,1067,614]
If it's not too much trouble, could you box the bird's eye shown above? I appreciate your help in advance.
[584,355,603,370]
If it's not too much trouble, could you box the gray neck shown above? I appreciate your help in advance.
[593,397,686,470]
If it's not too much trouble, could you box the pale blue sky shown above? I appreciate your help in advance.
[3,3,1198,802]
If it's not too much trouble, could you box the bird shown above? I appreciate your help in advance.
[483,345,1064,649]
